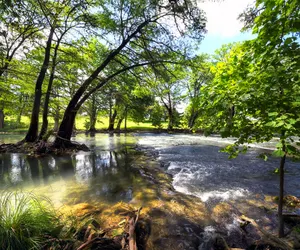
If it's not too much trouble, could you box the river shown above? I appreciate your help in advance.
[136,133,300,202]
[0,133,299,248]
[1,132,300,208]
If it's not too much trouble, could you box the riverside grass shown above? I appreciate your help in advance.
[0,191,60,250]
[0,115,168,132]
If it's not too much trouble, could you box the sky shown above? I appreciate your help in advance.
[197,0,256,54]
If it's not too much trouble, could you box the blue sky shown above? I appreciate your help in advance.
[197,0,255,54]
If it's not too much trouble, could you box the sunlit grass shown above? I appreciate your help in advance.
[0,191,61,250]
[1,115,168,132]
[75,116,168,130]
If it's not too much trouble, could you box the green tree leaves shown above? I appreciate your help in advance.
[200,0,299,237]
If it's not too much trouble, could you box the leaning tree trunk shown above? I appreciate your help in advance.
[53,20,150,147]
[0,109,4,129]
[24,27,54,142]
[278,138,286,238]
[116,117,124,131]
[53,111,77,147]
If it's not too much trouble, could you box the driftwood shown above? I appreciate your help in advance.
[76,237,120,250]
[240,215,292,250]
[128,207,142,250]
[283,213,300,218]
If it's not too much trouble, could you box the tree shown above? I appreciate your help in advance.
[38,1,97,139]
[24,0,95,142]
[149,102,165,128]
[0,0,42,77]
[0,0,42,129]
[184,54,212,129]
[107,74,154,131]
[200,0,300,237]
[53,0,206,147]
[150,62,188,130]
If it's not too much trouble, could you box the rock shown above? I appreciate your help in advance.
[198,234,230,250]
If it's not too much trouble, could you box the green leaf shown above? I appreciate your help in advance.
[275,121,285,127]
[272,149,285,157]
[258,153,268,161]
[268,112,278,116]
[286,145,298,155]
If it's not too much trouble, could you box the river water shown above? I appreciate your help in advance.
[0,134,140,206]
[1,133,300,206]
[136,133,300,203]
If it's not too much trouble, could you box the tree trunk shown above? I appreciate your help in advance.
[53,111,59,132]
[278,139,286,238]
[17,106,24,125]
[0,62,9,77]
[188,110,199,129]
[24,27,54,142]
[73,121,77,131]
[116,117,124,131]
[17,95,26,125]
[39,37,61,140]
[0,109,4,129]
[108,109,117,131]
[53,111,77,147]
[89,115,96,132]
[167,108,173,130]
[89,94,97,132]
[125,109,127,131]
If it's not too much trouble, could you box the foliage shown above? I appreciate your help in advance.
[149,60,188,130]
[184,54,213,129]
[201,0,300,154]
[0,191,61,250]
[199,0,300,237]
[150,102,165,128]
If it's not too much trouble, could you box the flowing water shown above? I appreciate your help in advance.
[136,133,300,203]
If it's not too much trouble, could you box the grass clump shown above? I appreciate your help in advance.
[0,191,61,250]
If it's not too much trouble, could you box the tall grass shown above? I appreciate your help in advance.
[0,191,60,250]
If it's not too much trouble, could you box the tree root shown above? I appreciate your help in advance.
[0,138,90,154]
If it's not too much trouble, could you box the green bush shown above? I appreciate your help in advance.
[0,191,60,250]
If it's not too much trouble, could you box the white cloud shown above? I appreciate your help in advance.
[198,0,255,37]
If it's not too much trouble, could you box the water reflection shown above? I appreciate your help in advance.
[0,134,139,206]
